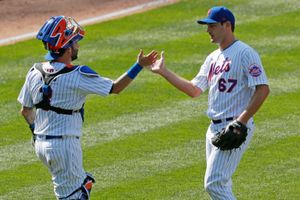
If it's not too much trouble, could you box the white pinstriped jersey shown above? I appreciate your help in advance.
[191,40,268,119]
[18,62,113,136]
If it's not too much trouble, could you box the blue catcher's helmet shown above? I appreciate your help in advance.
[36,16,85,60]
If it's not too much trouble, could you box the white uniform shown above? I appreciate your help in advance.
[191,40,268,199]
[18,62,113,199]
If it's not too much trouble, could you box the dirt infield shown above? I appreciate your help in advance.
[0,0,177,44]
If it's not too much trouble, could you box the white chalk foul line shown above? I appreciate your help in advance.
[0,0,175,46]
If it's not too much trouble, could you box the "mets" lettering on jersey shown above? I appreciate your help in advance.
[208,57,231,81]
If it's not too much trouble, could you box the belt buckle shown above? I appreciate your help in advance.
[72,109,80,114]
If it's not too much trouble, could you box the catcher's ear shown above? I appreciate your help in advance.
[66,47,72,54]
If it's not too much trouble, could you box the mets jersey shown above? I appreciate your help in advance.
[18,62,113,136]
[191,40,268,119]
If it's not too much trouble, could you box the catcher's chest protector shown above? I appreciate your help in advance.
[34,63,78,112]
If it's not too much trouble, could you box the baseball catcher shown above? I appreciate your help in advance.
[18,15,158,200]
[211,120,248,150]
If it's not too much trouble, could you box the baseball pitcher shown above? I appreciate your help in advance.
[148,6,269,200]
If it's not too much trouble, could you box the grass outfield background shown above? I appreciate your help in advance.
[0,0,300,199]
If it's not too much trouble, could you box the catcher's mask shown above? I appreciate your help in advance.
[36,16,85,60]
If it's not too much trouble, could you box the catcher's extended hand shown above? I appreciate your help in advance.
[211,120,248,150]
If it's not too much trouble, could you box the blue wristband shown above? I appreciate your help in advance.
[127,63,143,79]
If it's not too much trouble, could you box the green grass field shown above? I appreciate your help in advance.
[1,0,300,199]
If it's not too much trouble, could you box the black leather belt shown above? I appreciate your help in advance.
[33,134,79,140]
[34,134,63,140]
[211,117,234,124]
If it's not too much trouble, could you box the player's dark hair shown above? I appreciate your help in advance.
[221,21,235,32]
[54,48,66,58]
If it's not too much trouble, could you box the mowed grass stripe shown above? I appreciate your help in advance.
[1,108,299,198]
[0,139,203,199]
[0,117,204,195]
[2,110,299,199]
[235,0,300,24]
[81,99,204,146]
[235,136,300,199]
[267,69,300,95]
[96,165,206,199]
[254,113,300,143]
[92,140,202,190]
[0,99,205,171]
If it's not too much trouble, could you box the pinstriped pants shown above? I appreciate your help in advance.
[35,136,86,199]
[204,118,254,200]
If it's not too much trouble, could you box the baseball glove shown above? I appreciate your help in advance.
[211,120,248,150]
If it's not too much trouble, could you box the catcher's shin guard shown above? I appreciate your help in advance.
[60,173,95,200]
[78,173,95,200]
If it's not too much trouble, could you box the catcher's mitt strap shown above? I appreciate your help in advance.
[79,66,99,77]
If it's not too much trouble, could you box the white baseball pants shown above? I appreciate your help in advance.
[204,118,254,200]
[35,136,86,199]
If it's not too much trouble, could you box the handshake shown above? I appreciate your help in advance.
[135,49,197,98]
[136,50,166,75]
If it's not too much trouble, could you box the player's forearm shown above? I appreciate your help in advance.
[111,63,143,94]
[20,106,35,124]
[161,68,201,98]
[237,84,270,124]
[111,73,133,94]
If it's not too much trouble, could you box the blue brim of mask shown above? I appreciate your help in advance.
[45,51,60,61]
